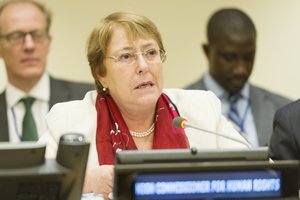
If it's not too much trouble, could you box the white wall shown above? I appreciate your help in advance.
[1,0,299,100]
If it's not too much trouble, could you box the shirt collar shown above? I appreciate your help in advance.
[203,72,250,101]
[6,73,50,108]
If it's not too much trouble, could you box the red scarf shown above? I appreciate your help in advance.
[95,93,189,165]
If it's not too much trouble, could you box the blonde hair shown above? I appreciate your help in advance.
[87,11,165,93]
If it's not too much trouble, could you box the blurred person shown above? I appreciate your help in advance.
[0,0,94,142]
[269,100,300,187]
[40,12,249,197]
[269,100,300,160]
[185,8,291,147]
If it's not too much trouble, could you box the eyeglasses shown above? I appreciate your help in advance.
[0,29,49,46]
[106,49,166,65]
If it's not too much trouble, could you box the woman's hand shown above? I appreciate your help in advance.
[83,165,114,198]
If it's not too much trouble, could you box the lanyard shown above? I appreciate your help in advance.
[237,97,251,133]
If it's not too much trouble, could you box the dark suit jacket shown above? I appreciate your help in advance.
[0,76,94,141]
[185,76,292,146]
[269,99,300,160]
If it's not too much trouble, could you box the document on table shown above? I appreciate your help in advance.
[81,193,105,200]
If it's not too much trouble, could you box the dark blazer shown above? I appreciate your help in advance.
[269,99,300,160]
[0,76,94,141]
[186,76,292,146]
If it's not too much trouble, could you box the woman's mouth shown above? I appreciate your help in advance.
[134,82,154,89]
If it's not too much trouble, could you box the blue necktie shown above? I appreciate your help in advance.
[227,94,242,131]
[20,97,38,141]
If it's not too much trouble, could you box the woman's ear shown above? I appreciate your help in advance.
[95,65,106,88]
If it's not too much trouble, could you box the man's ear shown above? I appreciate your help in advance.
[48,35,52,44]
[202,43,210,58]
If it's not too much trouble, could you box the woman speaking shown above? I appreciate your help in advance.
[40,11,249,198]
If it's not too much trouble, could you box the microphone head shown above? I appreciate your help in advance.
[172,117,187,129]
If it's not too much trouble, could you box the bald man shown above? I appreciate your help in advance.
[185,8,291,147]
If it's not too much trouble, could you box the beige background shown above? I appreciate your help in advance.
[0,0,299,100]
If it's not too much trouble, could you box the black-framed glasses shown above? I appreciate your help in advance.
[106,49,166,65]
[0,29,49,46]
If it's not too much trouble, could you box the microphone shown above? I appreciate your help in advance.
[173,117,251,148]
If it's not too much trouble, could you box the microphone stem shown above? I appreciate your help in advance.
[185,124,251,148]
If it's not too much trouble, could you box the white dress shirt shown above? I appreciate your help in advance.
[6,73,50,142]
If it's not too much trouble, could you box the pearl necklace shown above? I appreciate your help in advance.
[129,123,155,138]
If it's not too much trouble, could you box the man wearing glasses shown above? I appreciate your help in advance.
[0,0,94,142]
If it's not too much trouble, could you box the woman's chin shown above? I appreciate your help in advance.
[136,92,160,106]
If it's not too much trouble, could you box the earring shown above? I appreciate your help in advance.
[102,87,106,92]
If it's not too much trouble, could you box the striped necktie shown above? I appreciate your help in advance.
[20,97,38,141]
[227,94,242,131]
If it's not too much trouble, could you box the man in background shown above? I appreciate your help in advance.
[0,0,94,142]
[269,100,300,160]
[185,8,291,147]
